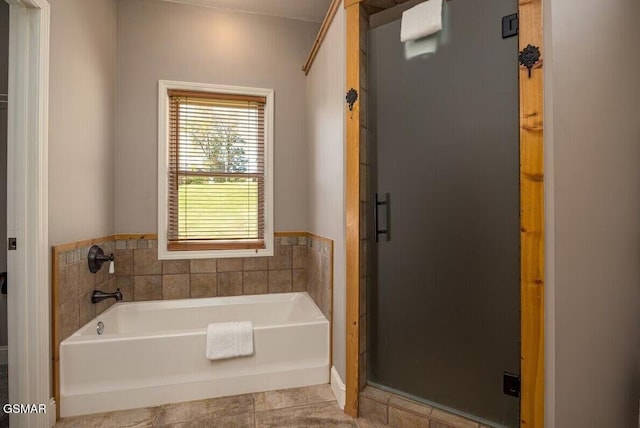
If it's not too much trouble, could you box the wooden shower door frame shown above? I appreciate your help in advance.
[343,1,545,427]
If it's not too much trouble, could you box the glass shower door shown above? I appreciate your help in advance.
[367,1,520,426]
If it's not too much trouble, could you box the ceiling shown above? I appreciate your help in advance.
[361,0,413,15]
[159,0,333,23]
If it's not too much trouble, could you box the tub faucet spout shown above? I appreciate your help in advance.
[91,288,123,304]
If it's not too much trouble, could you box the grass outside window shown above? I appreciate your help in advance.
[177,181,259,240]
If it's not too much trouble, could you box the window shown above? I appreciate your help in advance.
[158,81,274,259]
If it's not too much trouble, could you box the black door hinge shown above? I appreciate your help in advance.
[7,238,16,251]
[502,13,519,39]
[503,372,520,397]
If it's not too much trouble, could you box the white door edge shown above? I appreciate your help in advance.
[6,0,51,426]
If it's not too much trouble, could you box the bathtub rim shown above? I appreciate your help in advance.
[62,291,326,343]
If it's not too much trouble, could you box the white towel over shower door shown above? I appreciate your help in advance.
[367,1,520,426]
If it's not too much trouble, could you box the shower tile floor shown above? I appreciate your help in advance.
[54,384,387,428]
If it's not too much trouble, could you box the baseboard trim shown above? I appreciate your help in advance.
[0,346,7,365]
[48,397,56,427]
[331,366,346,410]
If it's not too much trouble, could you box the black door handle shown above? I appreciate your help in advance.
[375,193,390,242]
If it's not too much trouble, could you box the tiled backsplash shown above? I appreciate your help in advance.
[115,236,309,302]
[306,235,332,322]
[52,233,333,344]
[55,239,117,342]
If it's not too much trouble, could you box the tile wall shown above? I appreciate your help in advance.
[359,385,492,428]
[305,235,333,321]
[116,236,296,300]
[55,239,117,343]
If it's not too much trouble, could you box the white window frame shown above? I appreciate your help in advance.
[157,80,274,260]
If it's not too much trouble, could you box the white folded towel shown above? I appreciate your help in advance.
[206,321,254,360]
[400,0,443,43]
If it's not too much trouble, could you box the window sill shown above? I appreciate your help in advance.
[157,237,273,260]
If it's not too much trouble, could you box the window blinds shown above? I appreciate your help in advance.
[167,89,266,250]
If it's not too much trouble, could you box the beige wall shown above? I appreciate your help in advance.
[49,0,117,245]
[545,0,640,426]
[306,7,346,380]
[115,0,318,234]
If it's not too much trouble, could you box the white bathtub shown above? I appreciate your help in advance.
[60,292,330,417]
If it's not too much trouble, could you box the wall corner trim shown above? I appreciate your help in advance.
[302,0,341,75]
[331,366,346,410]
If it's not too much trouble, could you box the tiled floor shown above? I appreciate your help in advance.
[54,384,385,428]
